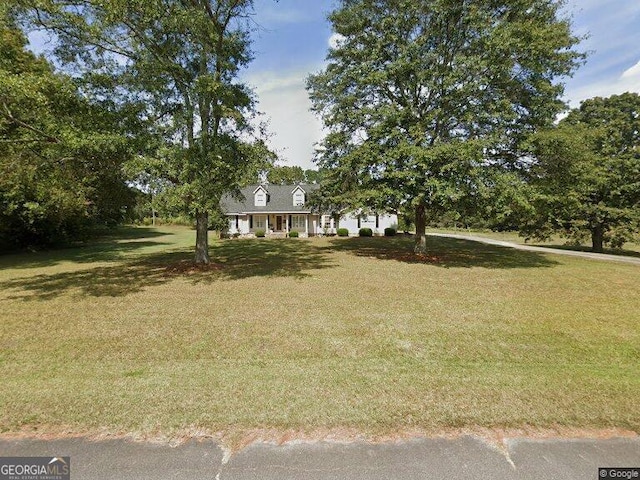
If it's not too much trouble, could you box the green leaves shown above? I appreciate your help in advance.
[14,0,267,261]
[524,93,640,250]
[308,0,583,244]
[0,18,141,249]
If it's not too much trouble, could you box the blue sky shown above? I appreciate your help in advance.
[244,0,640,169]
[26,1,640,170]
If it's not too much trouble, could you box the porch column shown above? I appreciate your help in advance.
[266,215,269,232]
[305,215,309,235]
[285,215,289,233]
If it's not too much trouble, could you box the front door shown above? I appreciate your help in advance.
[276,215,283,231]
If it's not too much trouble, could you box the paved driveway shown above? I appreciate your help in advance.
[427,232,640,265]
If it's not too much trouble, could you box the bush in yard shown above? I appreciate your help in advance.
[288,230,299,238]
[337,228,349,237]
[359,228,373,237]
[255,230,266,238]
[384,227,397,236]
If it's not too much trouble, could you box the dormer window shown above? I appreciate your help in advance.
[254,186,268,207]
[292,186,305,206]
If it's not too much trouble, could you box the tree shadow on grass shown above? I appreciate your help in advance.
[209,238,335,279]
[327,235,560,269]
[1,239,335,300]
[0,226,174,270]
[533,243,640,259]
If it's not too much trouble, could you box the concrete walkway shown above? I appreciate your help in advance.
[428,232,640,265]
[1,436,638,479]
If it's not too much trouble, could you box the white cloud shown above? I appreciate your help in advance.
[328,32,345,49]
[560,0,640,106]
[566,59,640,106]
[245,68,325,170]
[621,60,640,79]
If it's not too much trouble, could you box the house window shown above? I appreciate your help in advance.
[254,215,266,229]
[291,215,305,230]
[293,191,305,206]
[322,215,332,229]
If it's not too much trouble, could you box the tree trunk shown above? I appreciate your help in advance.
[151,193,156,226]
[591,224,604,253]
[195,210,210,264]
[414,203,427,254]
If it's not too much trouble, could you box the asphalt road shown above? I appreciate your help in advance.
[1,436,639,479]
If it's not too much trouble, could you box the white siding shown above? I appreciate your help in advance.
[376,214,398,233]
[227,215,250,234]
[239,216,250,234]
[254,191,266,206]
[338,213,359,236]
[360,214,377,231]
[293,191,305,206]
[338,212,398,235]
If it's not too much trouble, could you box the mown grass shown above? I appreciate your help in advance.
[1,226,639,439]
[427,227,640,256]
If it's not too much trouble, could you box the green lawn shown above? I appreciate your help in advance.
[427,227,640,256]
[1,226,639,443]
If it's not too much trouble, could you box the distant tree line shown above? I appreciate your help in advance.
[263,166,325,185]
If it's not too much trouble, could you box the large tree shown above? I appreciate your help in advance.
[18,0,262,263]
[308,0,583,253]
[266,165,305,185]
[0,13,138,249]
[523,93,640,252]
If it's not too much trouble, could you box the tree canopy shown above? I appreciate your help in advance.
[523,93,640,252]
[17,0,266,263]
[308,0,583,252]
[264,166,325,185]
[0,14,138,249]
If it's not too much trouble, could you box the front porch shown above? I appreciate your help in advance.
[248,213,320,237]
[228,213,336,237]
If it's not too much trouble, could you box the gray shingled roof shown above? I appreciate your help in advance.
[220,184,320,214]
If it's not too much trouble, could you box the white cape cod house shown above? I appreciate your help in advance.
[220,184,397,237]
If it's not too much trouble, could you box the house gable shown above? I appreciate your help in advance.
[253,185,268,207]
[291,186,306,207]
